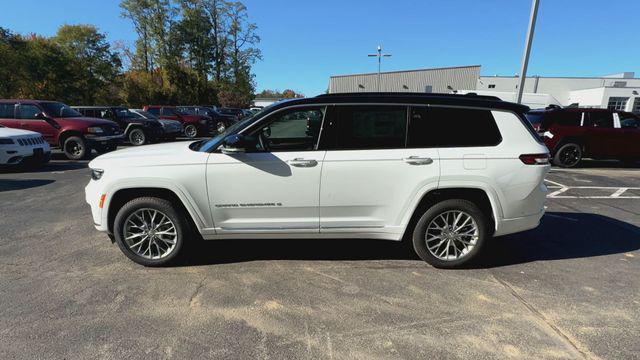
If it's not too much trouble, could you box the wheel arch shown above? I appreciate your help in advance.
[401,186,499,240]
[57,130,84,147]
[106,187,203,236]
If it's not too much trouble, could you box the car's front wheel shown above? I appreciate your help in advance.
[113,197,188,266]
[183,124,198,138]
[63,136,90,160]
[412,199,488,268]
[128,128,147,146]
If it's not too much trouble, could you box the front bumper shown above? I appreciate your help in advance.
[85,179,108,232]
[0,144,51,165]
[86,134,124,147]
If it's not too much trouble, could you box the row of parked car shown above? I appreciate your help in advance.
[0,99,254,165]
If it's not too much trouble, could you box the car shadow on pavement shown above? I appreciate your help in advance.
[0,179,55,192]
[572,159,639,169]
[477,212,640,268]
[177,212,639,267]
[0,161,88,174]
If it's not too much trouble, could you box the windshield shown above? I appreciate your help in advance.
[40,102,82,118]
[133,110,158,119]
[116,108,143,119]
[525,113,544,125]
[197,105,276,152]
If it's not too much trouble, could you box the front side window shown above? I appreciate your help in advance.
[17,104,42,119]
[147,108,160,116]
[162,107,178,116]
[334,106,407,150]
[408,106,501,148]
[619,113,640,129]
[39,102,81,118]
[251,107,325,151]
[0,103,16,118]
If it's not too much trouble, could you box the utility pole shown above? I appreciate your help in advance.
[368,45,392,92]
[516,0,540,104]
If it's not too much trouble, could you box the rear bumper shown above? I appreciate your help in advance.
[494,208,545,237]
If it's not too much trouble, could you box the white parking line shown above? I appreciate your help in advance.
[544,179,640,199]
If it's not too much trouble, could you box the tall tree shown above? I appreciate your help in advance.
[54,25,122,104]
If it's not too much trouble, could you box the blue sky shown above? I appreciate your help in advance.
[2,0,639,96]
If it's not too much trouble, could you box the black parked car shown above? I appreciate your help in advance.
[130,109,183,141]
[73,106,164,146]
[177,106,237,134]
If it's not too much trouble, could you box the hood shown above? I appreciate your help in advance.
[55,117,119,127]
[0,127,41,137]
[89,140,207,169]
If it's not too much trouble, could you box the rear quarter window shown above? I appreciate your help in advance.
[407,106,501,148]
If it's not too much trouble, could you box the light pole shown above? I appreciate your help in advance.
[368,45,392,92]
[516,0,540,104]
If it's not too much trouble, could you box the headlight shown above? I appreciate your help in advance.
[0,138,14,145]
[87,127,104,134]
[91,168,104,180]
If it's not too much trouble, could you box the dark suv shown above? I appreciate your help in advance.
[143,106,212,138]
[526,107,640,167]
[177,106,237,134]
[73,106,163,146]
[0,100,123,160]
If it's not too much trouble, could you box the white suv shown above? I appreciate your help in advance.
[85,93,550,268]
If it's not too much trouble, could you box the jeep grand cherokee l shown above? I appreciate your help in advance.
[73,106,164,146]
[526,107,640,167]
[86,93,549,268]
[0,100,123,160]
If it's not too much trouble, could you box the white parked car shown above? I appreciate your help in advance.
[86,93,550,268]
[0,125,51,166]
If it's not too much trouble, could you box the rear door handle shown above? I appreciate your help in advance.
[404,156,433,165]
[288,158,318,167]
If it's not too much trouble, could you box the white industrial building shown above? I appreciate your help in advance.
[471,72,640,111]
[329,66,640,111]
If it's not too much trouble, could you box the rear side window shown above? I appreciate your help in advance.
[549,111,582,126]
[586,112,614,128]
[147,108,160,116]
[0,103,15,118]
[334,106,407,150]
[408,106,501,148]
[525,112,545,125]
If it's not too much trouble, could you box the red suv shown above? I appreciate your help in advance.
[526,107,640,167]
[143,106,212,138]
[0,100,123,160]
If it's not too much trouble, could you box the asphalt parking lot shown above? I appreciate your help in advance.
[1,152,639,360]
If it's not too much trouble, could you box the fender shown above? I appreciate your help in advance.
[101,178,210,233]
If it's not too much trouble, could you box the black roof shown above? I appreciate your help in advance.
[265,92,529,113]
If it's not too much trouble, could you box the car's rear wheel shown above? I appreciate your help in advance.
[412,199,488,268]
[554,143,582,168]
[184,124,198,138]
[63,136,90,160]
[113,197,188,266]
[128,128,147,146]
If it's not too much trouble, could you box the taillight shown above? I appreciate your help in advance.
[519,153,550,165]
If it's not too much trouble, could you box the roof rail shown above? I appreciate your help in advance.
[317,92,502,101]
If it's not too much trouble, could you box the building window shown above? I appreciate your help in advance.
[633,98,640,113]
[607,97,629,110]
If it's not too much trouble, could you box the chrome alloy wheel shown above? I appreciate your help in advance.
[184,125,198,138]
[216,121,226,134]
[124,208,177,260]
[425,210,479,261]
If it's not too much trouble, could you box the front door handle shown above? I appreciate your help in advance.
[404,156,433,165]
[288,158,318,167]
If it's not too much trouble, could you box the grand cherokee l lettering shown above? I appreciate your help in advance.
[86,93,550,268]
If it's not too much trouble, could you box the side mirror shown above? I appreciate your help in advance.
[221,134,257,154]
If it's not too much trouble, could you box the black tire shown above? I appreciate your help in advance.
[128,128,147,146]
[183,124,198,138]
[412,199,489,268]
[113,197,189,266]
[553,143,582,168]
[63,136,90,160]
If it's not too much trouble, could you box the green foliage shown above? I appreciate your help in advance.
[256,89,305,99]
[0,0,261,108]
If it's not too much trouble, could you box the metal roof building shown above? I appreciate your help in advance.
[328,65,481,94]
